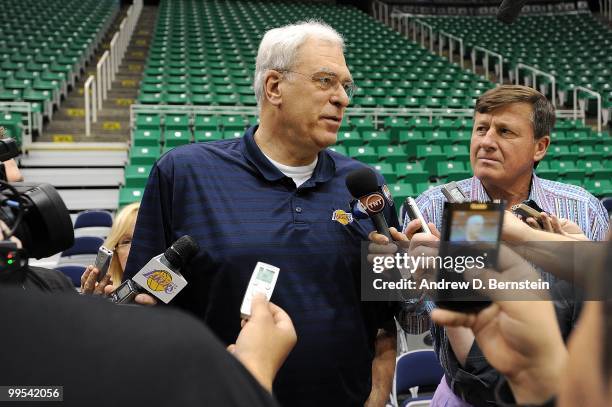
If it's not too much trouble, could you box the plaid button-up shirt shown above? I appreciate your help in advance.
[400,174,609,405]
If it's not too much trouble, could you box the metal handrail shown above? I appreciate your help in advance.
[600,0,612,20]
[472,46,504,84]
[130,104,476,132]
[573,87,602,133]
[96,51,110,107]
[93,0,142,113]
[415,19,435,51]
[515,63,556,107]
[439,31,464,69]
[84,76,97,137]
[372,1,390,25]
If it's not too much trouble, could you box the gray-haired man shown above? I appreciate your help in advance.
[125,21,399,407]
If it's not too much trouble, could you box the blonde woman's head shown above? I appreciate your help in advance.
[103,202,139,287]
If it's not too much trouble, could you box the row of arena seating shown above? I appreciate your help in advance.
[120,112,612,207]
[420,13,612,110]
[125,0,611,208]
[137,0,494,108]
[0,0,118,140]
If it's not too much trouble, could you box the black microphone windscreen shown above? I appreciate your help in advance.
[345,167,380,198]
[497,0,528,24]
[164,235,200,269]
[0,138,19,161]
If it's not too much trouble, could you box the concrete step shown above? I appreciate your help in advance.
[43,118,130,129]
[20,148,128,168]
[57,188,120,211]
[21,168,125,188]
[37,133,129,143]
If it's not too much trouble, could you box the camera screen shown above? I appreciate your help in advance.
[449,210,501,243]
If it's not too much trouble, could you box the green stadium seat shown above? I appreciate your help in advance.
[426,130,452,147]
[408,117,434,131]
[119,187,144,207]
[414,182,438,195]
[136,114,161,130]
[549,160,584,178]
[372,163,397,184]
[165,92,191,105]
[133,129,162,147]
[195,130,223,142]
[164,114,190,130]
[138,92,163,104]
[222,115,245,131]
[577,159,612,179]
[535,161,558,180]
[384,117,407,142]
[337,131,362,147]
[443,145,471,165]
[548,145,577,161]
[0,88,22,101]
[164,129,191,147]
[377,145,406,165]
[570,145,602,160]
[348,146,378,164]
[453,118,474,130]
[395,162,429,184]
[398,130,424,157]
[390,183,414,208]
[351,117,374,131]
[549,131,568,145]
[436,161,471,181]
[583,179,612,197]
[594,144,611,158]
[194,115,220,130]
[0,112,22,139]
[124,165,152,188]
[417,145,446,174]
[223,130,243,140]
[361,130,390,147]
[129,146,160,166]
[328,145,348,155]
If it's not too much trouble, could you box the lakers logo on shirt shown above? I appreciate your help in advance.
[332,209,353,225]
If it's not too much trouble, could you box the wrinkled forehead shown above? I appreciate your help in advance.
[293,38,350,75]
[473,102,534,123]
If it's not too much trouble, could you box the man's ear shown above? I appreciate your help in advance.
[534,135,550,162]
[263,70,283,107]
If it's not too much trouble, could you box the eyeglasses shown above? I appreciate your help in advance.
[115,239,132,251]
[279,70,356,99]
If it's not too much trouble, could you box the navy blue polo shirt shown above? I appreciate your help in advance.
[124,126,399,407]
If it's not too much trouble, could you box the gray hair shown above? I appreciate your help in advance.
[253,20,345,109]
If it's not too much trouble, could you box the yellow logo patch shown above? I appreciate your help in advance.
[332,209,353,225]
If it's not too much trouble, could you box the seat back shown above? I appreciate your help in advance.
[74,210,113,229]
[392,350,444,406]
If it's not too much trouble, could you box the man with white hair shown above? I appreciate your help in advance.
[125,21,399,407]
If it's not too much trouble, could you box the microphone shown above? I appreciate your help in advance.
[346,167,392,240]
[110,235,200,304]
[0,138,19,162]
[497,0,528,24]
